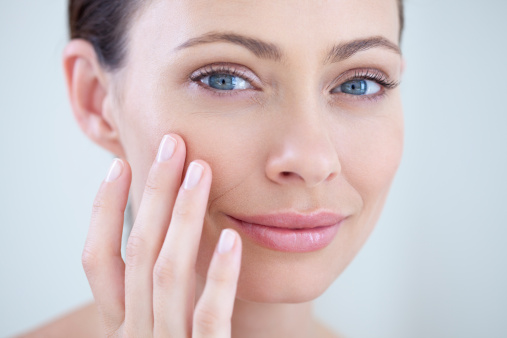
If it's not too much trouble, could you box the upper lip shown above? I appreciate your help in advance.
[227,211,346,229]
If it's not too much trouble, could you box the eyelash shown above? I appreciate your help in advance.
[189,63,400,100]
[334,69,400,102]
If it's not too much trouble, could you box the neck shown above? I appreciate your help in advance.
[195,276,318,338]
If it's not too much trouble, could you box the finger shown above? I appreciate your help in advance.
[82,158,131,334]
[153,160,212,337]
[193,229,242,338]
[123,134,186,334]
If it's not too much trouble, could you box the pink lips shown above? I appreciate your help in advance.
[225,212,345,252]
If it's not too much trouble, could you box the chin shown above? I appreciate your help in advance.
[232,240,347,304]
[196,233,341,304]
[195,213,373,305]
[235,278,331,304]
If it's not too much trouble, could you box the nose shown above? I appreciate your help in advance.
[264,107,341,188]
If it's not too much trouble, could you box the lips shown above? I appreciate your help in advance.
[224,211,345,252]
[227,211,346,229]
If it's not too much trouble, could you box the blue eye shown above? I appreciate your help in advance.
[335,79,381,96]
[200,73,253,91]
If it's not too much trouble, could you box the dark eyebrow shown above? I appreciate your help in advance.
[174,32,401,64]
[175,32,283,62]
[323,36,401,64]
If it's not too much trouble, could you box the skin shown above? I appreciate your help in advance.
[24,0,404,337]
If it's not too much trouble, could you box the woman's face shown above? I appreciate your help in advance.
[110,0,403,303]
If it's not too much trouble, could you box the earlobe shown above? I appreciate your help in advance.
[62,39,125,157]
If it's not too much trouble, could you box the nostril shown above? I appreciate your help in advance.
[281,172,291,177]
[327,172,338,182]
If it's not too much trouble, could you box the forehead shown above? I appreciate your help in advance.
[131,0,400,62]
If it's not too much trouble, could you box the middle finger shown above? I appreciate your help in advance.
[123,134,185,334]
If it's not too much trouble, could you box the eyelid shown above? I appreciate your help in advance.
[189,62,262,89]
[331,68,400,91]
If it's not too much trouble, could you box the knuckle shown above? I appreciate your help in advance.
[153,255,180,286]
[194,305,223,335]
[172,200,191,217]
[143,173,160,197]
[172,195,199,223]
[125,232,148,269]
[91,196,106,220]
[207,269,234,288]
[81,245,98,277]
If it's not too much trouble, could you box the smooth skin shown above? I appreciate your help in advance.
[20,0,403,337]
[84,132,242,337]
[19,138,335,337]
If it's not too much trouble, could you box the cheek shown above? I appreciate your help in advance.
[179,116,272,291]
[320,112,404,289]
[340,113,404,202]
[338,112,404,250]
[174,113,267,204]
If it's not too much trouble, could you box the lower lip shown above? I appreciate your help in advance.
[225,215,342,253]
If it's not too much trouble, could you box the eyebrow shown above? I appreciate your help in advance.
[174,31,401,64]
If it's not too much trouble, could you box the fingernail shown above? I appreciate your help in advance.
[157,134,177,162]
[218,229,236,254]
[105,158,123,182]
[183,162,204,190]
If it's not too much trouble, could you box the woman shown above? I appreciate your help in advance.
[24,0,405,336]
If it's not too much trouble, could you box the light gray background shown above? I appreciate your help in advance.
[1,1,506,337]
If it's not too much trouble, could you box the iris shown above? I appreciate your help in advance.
[340,80,369,95]
[209,74,236,90]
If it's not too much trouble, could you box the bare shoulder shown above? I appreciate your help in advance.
[16,301,103,338]
[315,319,346,338]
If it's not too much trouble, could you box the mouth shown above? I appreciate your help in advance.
[224,212,345,253]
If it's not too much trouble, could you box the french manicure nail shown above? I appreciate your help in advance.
[218,229,236,254]
[157,134,177,162]
[183,162,204,190]
[105,158,123,182]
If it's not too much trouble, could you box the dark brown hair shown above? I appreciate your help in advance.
[69,0,405,72]
[68,0,144,72]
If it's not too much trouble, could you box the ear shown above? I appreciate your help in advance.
[62,39,125,158]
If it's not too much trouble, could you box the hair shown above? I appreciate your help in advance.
[69,0,405,73]
[68,0,145,72]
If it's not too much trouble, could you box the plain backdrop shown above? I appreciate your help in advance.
[1,1,506,337]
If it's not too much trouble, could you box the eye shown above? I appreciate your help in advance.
[200,73,254,91]
[189,63,258,95]
[329,68,400,100]
[333,79,381,96]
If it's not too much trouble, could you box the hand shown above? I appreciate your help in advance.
[82,134,242,337]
